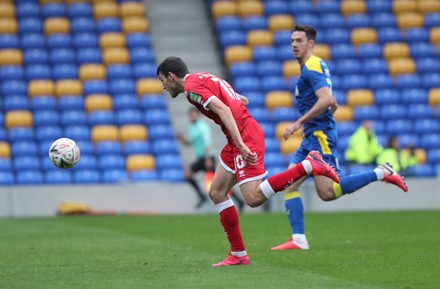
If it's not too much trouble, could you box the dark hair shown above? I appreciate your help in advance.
[292,25,317,41]
[157,57,189,78]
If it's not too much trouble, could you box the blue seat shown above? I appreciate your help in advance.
[399,133,418,148]
[39,141,54,158]
[314,0,339,14]
[24,49,49,65]
[21,33,45,49]
[19,18,43,34]
[273,30,291,47]
[264,152,287,167]
[45,170,72,184]
[132,63,156,79]
[335,59,362,75]
[379,104,407,119]
[404,28,429,43]
[216,16,241,32]
[368,74,393,89]
[11,141,38,157]
[110,79,135,95]
[371,13,396,28]
[59,96,84,111]
[371,120,386,135]
[358,44,383,59]
[152,140,179,155]
[34,111,59,127]
[143,109,171,125]
[277,45,294,61]
[254,47,278,62]
[3,95,29,111]
[374,89,399,104]
[36,126,63,142]
[69,3,93,18]
[427,149,440,163]
[138,95,166,109]
[288,0,313,15]
[256,61,282,76]
[386,119,413,134]
[0,158,11,171]
[47,34,72,49]
[261,76,288,92]
[229,62,255,78]
[50,48,75,64]
[331,44,356,60]
[248,108,270,123]
[89,111,115,126]
[233,76,260,93]
[76,48,102,64]
[113,94,137,110]
[421,133,440,149]
[83,80,108,95]
[124,141,151,155]
[0,128,5,141]
[63,125,90,141]
[8,127,34,142]
[0,66,24,80]
[126,33,151,48]
[72,140,92,157]
[414,118,440,134]
[362,58,388,74]
[219,31,246,49]
[71,18,95,34]
[16,2,40,18]
[265,0,288,15]
[378,28,402,43]
[42,3,66,17]
[295,14,320,29]
[116,109,142,125]
[3,80,27,95]
[0,35,19,49]
[244,91,265,108]
[156,154,182,170]
[259,122,275,137]
[131,170,158,182]
[320,14,344,29]
[95,141,123,155]
[409,105,433,120]
[102,169,129,183]
[337,121,357,137]
[73,170,101,184]
[367,0,392,13]
[30,96,57,111]
[98,155,125,170]
[423,73,440,89]
[13,156,41,171]
[396,74,421,89]
[425,13,440,29]
[401,89,427,104]
[107,64,132,79]
[324,28,349,44]
[26,64,51,80]
[265,137,280,153]
[353,106,380,121]
[73,33,98,48]
[130,48,155,64]
[270,108,300,123]
[347,14,371,29]
[342,75,367,90]
[16,171,44,185]
[242,16,267,31]
[410,43,435,59]
[148,124,174,140]
[96,18,121,33]
[53,64,78,80]
[334,90,346,105]
[417,57,440,73]
[415,164,434,177]
[72,155,97,170]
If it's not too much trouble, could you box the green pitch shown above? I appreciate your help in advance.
[1,211,439,289]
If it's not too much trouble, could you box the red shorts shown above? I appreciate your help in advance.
[219,119,268,185]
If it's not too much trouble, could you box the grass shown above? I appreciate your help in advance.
[0,211,439,289]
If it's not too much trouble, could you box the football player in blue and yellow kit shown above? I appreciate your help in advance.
[271,25,408,250]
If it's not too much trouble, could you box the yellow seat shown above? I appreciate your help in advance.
[40,0,65,4]
[341,0,367,16]
[79,64,106,81]
[103,48,129,65]
[120,2,146,18]
[45,18,70,35]
[268,14,294,32]
[238,1,264,17]
[122,17,148,33]
[383,42,410,60]
[211,1,237,19]
[418,0,440,14]
[100,32,126,49]
[0,18,17,34]
[94,2,118,19]
[351,28,378,46]
[247,30,273,47]
[430,27,440,45]
[397,13,424,30]
[224,46,252,66]
[388,58,416,76]
[275,122,303,140]
[428,88,440,106]
[0,142,11,159]
[127,154,155,172]
[137,78,163,95]
[0,49,22,66]
[5,110,33,129]
[415,148,427,164]
[333,105,353,121]
[28,80,55,97]
[393,0,417,14]
[280,137,302,155]
[85,94,113,113]
[313,44,331,60]
[56,80,83,97]
[347,89,374,107]
[91,125,119,143]
[120,125,148,143]
[0,3,15,18]
[283,60,301,78]
[266,91,293,109]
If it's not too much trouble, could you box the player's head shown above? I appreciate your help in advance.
[291,25,317,63]
[157,57,189,98]
[188,107,201,123]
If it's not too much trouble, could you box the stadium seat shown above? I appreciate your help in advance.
[77,48,102,64]
[0,66,23,81]
[0,35,19,49]
[219,31,246,49]
[73,170,101,184]
[271,107,300,123]
[336,121,357,137]
[371,13,396,28]
[26,64,51,80]
[16,2,40,18]
[47,34,72,49]
[224,46,252,66]
[45,170,72,184]
[5,110,33,129]
[362,58,388,74]
[126,154,155,172]
[137,78,163,95]
[116,109,142,125]
[120,125,147,143]
[85,94,113,113]
[383,43,410,59]
[408,103,434,118]
[264,152,286,167]
[122,17,148,33]
[88,111,114,126]
[103,48,129,65]
[347,14,371,29]
[229,62,255,78]
[59,97,84,112]
[20,34,44,49]
[16,171,44,185]
[425,13,440,28]
[44,17,70,35]
[110,79,135,95]
[341,0,366,16]
[79,64,106,81]
[247,30,273,47]
[385,119,414,135]
[95,141,123,156]
[113,94,137,110]
[265,137,280,153]
[211,1,237,19]
[265,91,292,109]
[0,158,12,172]
[347,89,374,107]
[396,74,421,89]
[3,96,29,111]
[335,59,362,75]
[253,46,277,62]
[256,61,282,76]
[83,80,108,95]
[130,170,158,181]
[94,1,118,19]
[13,155,41,172]
[353,106,380,121]
[71,18,95,34]
[8,127,35,142]
[56,80,82,97]
[73,33,98,49]
[418,0,440,14]
[50,48,75,64]
[3,80,27,96]
[64,125,90,141]
[414,118,439,134]
[331,44,356,60]
[280,138,302,155]
[261,76,288,92]
[393,0,417,14]
[410,43,435,59]
[282,60,301,78]
[102,169,129,183]
[0,18,17,34]
[91,125,119,143]
[108,64,132,79]
[120,1,145,18]
[130,47,155,64]
[429,88,440,106]
[342,75,368,90]
[237,1,264,17]
[276,122,301,140]
[23,48,48,66]
[96,18,121,33]
[36,125,63,142]
[43,3,67,18]
[156,154,183,171]
[148,124,174,140]
[388,58,416,76]
[423,73,440,89]
[430,27,440,45]
[216,16,241,33]
[126,33,151,48]
[100,32,126,49]
[379,104,407,120]
[421,133,440,149]
[295,14,320,29]
[69,3,93,18]
[325,28,351,44]
[268,14,294,32]
[0,50,23,66]
[265,1,289,16]
[98,154,126,171]
[138,93,166,109]
[313,44,331,60]
[405,28,430,43]
[124,141,151,155]
[397,13,424,30]
[33,110,59,127]
[0,142,11,159]
[378,27,402,43]
[333,105,353,122]
[368,74,393,89]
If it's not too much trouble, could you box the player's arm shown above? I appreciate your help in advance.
[330,95,338,115]
[236,93,249,106]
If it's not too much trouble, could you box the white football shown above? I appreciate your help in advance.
[48,138,80,169]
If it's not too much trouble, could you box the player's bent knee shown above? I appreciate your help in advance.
[243,195,265,208]
[317,190,336,202]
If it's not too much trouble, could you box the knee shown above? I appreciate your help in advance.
[208,188,222,203]
[244,195,264,208]
[317,188,336,202]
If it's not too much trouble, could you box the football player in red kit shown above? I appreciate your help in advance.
[157,57,340,266]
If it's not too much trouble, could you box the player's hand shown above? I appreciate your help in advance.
[239,145,258,166]
[283,122,302,141]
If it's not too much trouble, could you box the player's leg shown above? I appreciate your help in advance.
[185,158,208,207]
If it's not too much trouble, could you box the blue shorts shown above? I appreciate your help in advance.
[289,129,340,173]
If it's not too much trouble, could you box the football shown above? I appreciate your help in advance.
[48,138,80,169]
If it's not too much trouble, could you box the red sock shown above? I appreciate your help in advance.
[219,206,245,252]
[266,163,307,192]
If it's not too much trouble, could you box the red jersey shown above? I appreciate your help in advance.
[184,72,253,144]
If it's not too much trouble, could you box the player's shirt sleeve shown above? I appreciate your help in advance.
[304,58,330,92]
[187,81,217,109]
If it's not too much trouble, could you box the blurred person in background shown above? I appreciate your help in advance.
[376,136,418,178]
[345,120,383,166]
